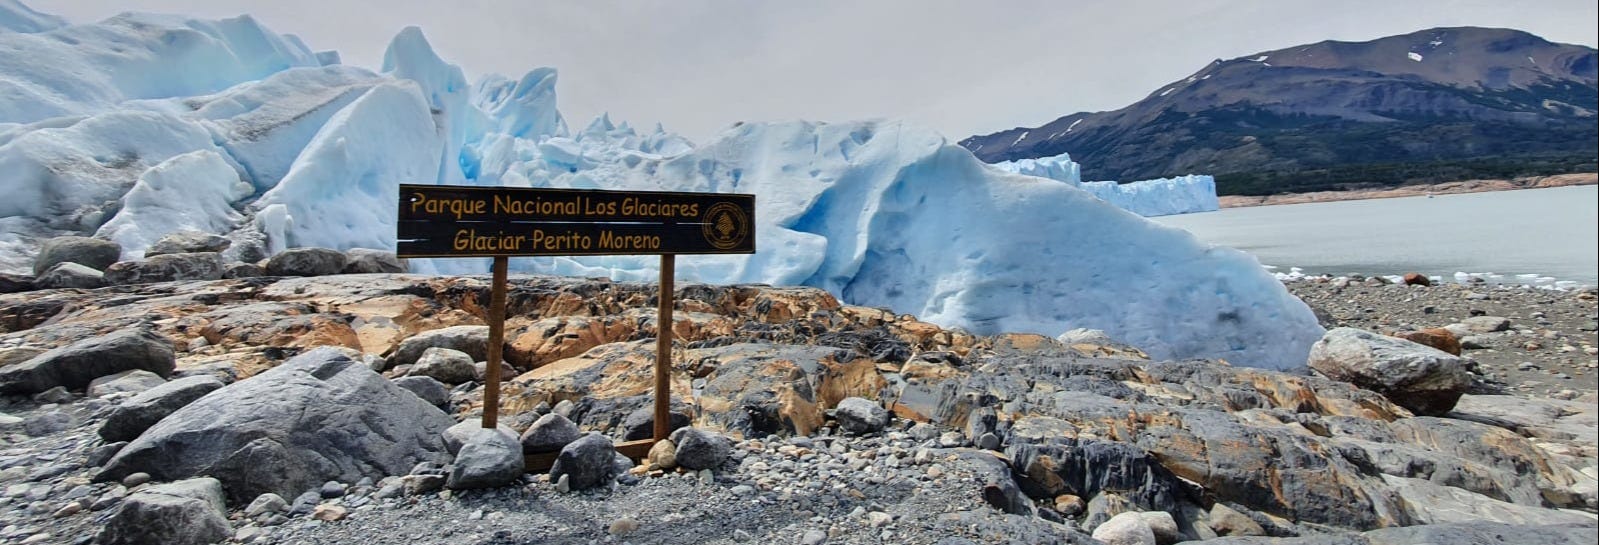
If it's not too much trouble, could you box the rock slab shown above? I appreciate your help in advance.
[99,375,225,442]
[96,347,454,504]
[0,329,175,395]
[96,477,230,545]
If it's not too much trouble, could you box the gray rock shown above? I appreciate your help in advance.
[145,231,231,257]
[1307,327,1470,415]
[1136,511,1181,545]
[620,403,692,441]
[1461,316,1511,333]
[521,413,581,454]
[446,426,524,490]
[223,263,264,279]
[391,376,449,408]
[265,248,347,277]
[966,406,998,442]
[245,493,287,518]
[1208,502,1265,537]
[96,347,454,505]
[103,252,225,285]
[1085,492,1133,532]
[23,409,73,436]
[342,249,406,274]
[549,432,619,491]
[1091,512,1156,545]
[319,481,346,499]
[34,261,106,289]
[96,477,230,545]
[668,427,731,471]
[443,421,518,455]
[385,326,491,369]
[834,397,889,434]
[100,375,226,442]
[0,412,24,434]
[0,272,35,293]
[33,236,120,275]
[32,385,73,403]
[1362,522,1597,545]
[1459,336,1488,350]
[87,442,128,467]
[408,347,477,384]
[1381,474,1597,526]
[87,370,167,398]
[0,328,175,395]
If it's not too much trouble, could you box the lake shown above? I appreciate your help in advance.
[1153,185,1599,286]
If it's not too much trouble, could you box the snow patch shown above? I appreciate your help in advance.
[1408,52,1424,62]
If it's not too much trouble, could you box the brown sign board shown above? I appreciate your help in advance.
[396,184,755,258]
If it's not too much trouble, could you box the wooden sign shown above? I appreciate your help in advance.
[395,184,756,469]
[396,185,755,258]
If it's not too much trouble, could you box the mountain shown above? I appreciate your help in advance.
[960,27,1599,196]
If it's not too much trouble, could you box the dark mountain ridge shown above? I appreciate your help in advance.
[961,27,1599,195]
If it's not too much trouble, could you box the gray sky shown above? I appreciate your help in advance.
[33,0,1599,143]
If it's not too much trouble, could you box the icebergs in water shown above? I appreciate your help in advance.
[990,151,1220,216]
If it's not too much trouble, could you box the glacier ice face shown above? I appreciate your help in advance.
[94,150,253,259]
[0,2,1321,368]
[457,120,1321,368]
[252,81,443,251]
[0,0,64,33]
[0,12,317,123]
[990,152,1220,216]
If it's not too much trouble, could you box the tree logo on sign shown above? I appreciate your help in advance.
[702,202,749,251]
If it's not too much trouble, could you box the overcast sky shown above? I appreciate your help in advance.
[32,0,1599,143]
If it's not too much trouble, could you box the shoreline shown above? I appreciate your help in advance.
[1218,172,1597,208]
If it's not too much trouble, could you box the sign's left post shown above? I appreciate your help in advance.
[483,256,507,429]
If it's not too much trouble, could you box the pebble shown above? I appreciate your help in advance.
[800,529,827,545]
[120,473,151,488]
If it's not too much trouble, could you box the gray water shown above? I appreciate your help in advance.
[1154,185,1599,286]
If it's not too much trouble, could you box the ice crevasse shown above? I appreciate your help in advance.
[0,3,1323,368]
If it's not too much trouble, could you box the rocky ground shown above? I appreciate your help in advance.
[0,248,1595,545]
[1217,173,1596,208]
[1286,278,1599,399]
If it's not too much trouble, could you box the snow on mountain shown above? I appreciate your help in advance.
[0,2,1322,368]
[0,0,65,33]
[990,152,1219,216]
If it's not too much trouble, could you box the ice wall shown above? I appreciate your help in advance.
[990,152,1220,216]
[0,2,1321,368]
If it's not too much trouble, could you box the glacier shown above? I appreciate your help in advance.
[0,3,1322,368]
[990,152,1220,216]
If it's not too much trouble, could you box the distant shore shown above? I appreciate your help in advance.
[1219,172,1597,208]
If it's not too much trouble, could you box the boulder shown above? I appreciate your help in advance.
[87,370,167,398]
[1307,327,1470,415]
[96,477,230,545]
[342,248,406,274]
[386,326,491,369]
[647,439,677,470]
[834,397,889,434]
[1401,272,1431,286]
[549,432,619,491]
[1091,512,1157,545]
[1208,503,1265,537]
[34,261,106,289]
[95,347,454,505]
[621,403,693,441]
[1136,511,1182,545]
[408,347,477,384]
[144,231,231,257]
[392,376,449,408]
[99,375,226,442]
[265,248,347,277]
[668,427,731,471]
[1392,328,1461,356]
[103,252,225,285]
[446,426,524,490]
[521,413,581,454]
[223,263,264,279]
[0,328,175,395]
[443,421,519,455]
[33,236,120,275]
[1460,316,1511,333]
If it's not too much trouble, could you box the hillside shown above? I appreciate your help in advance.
[960,27,1599,196]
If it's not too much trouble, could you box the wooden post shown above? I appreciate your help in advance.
[483,256,508,429]
[654,254,675,442]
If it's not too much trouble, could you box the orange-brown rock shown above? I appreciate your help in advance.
[1391,327,1461,356]
[1402,272,1431,286]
